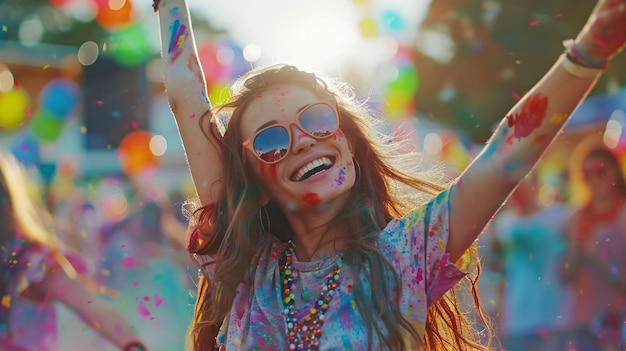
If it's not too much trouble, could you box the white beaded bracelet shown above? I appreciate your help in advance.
[560,54,605,78]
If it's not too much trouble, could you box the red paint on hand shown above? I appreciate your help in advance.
[506,93,548,140]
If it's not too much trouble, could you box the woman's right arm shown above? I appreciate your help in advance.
[155,0,223,206]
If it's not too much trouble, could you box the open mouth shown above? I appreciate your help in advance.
[292,156,335,182]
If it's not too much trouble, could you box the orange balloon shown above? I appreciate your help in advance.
[96,0,133,30]
[118,130,159,176]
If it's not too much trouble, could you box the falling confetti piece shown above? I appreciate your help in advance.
[1,295,11,308]
[121,256,135,268]
[529,20,539,26]
[554,13,563,18]
[512,92,521,100]
[42,65,50,70]
[2,25,7,32]
[154,293,163,307]
[136,301,151,317]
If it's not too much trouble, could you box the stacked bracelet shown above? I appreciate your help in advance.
[562,39,609,69]
[560,39,607,78]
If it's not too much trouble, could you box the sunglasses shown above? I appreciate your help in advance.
[242,99,340,164]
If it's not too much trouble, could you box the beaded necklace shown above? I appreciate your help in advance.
[279,241,343,351]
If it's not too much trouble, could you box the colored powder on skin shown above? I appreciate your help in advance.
[260,162,278,181]
[302,192,321,206]
[154,293,163,307]
[506,93,548,140]
[334,168,346,186]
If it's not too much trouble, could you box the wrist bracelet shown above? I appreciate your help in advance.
[152,0,161,12]
[562,39,608,69]
[123,342,147,351]
[560,54,604,78]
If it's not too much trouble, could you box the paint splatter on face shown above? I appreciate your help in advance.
[302,192,321,207]
[506,93,548,140]
[259,162,278,181]
[333,168,347,186]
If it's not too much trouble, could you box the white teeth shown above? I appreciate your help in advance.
[294,157,332,181]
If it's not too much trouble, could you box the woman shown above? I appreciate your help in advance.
[0,152,148,351]
[153,0,626,349]
[563,147,626,350]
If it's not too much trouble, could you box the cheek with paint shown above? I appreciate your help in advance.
[302,192,321,207]
[333,168,347,187]
[259,162,278,182]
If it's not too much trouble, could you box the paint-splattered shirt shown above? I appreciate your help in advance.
[211,189,468,350]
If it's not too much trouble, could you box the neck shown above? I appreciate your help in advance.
[286,211,347,262]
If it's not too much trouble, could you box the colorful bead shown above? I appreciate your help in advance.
[279,240,342,351]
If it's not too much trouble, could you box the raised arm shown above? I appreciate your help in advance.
[155,0,223,206]
[446,0,626,261]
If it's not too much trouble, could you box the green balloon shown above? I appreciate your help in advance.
[30,109,64,142]
[109,24,153,67]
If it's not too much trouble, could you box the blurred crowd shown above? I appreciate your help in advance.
[476,138,626,351]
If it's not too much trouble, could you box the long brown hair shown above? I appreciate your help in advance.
[187,65,491,350]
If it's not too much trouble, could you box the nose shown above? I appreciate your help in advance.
[290,124,316,154]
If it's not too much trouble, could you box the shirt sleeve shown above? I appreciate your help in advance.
[401,189,473,306]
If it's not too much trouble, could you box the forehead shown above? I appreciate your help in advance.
[239,85,321,137]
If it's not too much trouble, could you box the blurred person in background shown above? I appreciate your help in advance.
[488,173,572,350]
[563,146,626,350]
[97,195,195,351]
[0,152,148,351]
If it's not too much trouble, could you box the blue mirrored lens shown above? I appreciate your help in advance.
[253,126,289,163]
[299,104,338,138]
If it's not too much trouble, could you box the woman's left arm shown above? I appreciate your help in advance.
[446,0,626,262]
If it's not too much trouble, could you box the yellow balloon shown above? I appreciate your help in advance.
[0,87,30,131]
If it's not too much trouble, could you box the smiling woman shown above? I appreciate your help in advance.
[153,0,626,350]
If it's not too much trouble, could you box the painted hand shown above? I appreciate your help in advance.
[577,0,626,61]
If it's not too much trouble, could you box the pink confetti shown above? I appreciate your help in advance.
[512,92,521,100]
[121,257,135,268]
[529,20,539,26]
[132,281,139,287]
[190,113,196,119]
[136,301,151,317]
[143,296,150,302]
[131,121,138,129]
[554,13,563,18]
[154,293,163,307]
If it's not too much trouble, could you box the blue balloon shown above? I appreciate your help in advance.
[38,78,80,119]
[10,132,41,166]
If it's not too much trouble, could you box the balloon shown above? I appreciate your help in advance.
[10,133,40,166]
[95,0,133,30]
[197,41,227,82]
[208,82,231,107]
[108,23,153,67]
[38,78,80,119]
[380,10,405,33]
[388,65,419,95]
[30,109,64,141]
[118,130,160,176]
[0,87,30,132]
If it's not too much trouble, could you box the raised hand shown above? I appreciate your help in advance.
[576,0,626,61]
